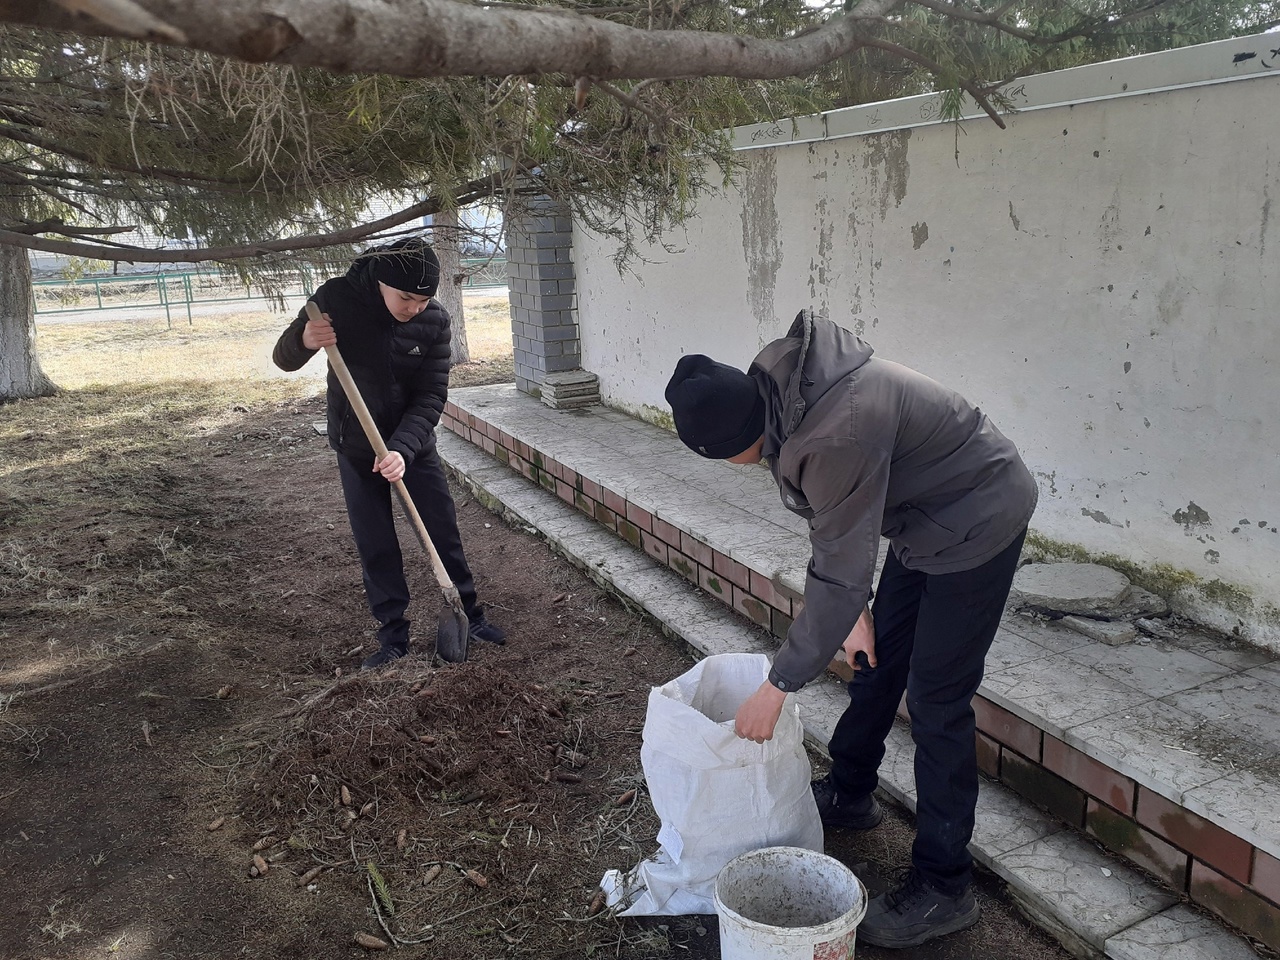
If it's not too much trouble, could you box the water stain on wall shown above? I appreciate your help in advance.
[840,130,912,327]
[809,154,835,316]
[864,129,912,222]
[740,150,781,343]
[1099,187,1123,254]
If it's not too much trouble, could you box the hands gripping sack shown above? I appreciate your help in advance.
[600,653,823,915]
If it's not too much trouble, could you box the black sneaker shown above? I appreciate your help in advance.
[468,613,506,646]
[361,645,408,670]
[811,774,884,830]
[859,870,979,949]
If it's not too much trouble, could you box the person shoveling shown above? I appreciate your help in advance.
[660,310,1038,949]
[273,237,505,669]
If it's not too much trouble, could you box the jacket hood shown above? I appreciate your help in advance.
[751,310,875,452]
[344,257,382,301]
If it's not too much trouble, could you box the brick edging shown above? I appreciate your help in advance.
[441,402,1280,952]
[972,695,1280,949]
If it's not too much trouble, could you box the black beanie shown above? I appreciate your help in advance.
[368,238,440,296]
[664,354,766,459]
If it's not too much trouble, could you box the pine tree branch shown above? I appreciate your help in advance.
[0,171,520,262]
[853,33,1006,127]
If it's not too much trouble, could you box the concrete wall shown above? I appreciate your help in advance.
[572,35,1280,646]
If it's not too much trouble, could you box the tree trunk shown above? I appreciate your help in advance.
[0,241,56,401]
[433,210,470,367]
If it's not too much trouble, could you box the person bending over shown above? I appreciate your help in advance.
[665,310,1037,949]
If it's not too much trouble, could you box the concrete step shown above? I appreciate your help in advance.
[438,384,1277,957]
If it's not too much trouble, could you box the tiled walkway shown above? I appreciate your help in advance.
[439,383,1279,958]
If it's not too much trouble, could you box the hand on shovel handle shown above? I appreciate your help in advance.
[304,301,470,662]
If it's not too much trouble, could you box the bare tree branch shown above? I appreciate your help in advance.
[0,0,906,81]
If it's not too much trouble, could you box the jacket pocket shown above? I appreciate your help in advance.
[898,504,957,556]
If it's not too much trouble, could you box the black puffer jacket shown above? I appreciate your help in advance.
[273,258,451,466]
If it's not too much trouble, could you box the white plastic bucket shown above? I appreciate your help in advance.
[714,846,868,960]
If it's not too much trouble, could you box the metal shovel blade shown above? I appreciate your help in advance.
[435,606,470,663]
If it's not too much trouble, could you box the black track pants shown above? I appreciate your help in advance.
[827,530,1027,894]
[336,446,477,649]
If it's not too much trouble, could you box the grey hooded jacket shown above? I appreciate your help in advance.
[750,312,1038,693]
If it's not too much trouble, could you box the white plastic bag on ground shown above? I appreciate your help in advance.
[600,653,823,915]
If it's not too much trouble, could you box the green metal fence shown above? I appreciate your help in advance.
[33,258,508,327]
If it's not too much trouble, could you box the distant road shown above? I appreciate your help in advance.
[35,287,507,326]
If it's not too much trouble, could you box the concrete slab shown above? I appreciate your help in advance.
[1105,904,1262,960]
[1108,586,1170,619]
[1064,700,1245,803]
[981,651,1155,739]
[987,628,1058,674]
[1165,630,1276,673]
[1001,614,1096,655]
[1068,639,1233,699]
[971,781,1065,862]
[994,831,1179,956]
[1247,659,1280,689]
[1064,616,1139,646]
[1012,562,1133,615]
[1165,673,1280,756]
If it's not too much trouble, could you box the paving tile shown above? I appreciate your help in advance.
[1170,631,1270,672]
[1105,904,1264,960]
[1070,639,1232,698]
[1165,673,1280,756]
[986,628,1055,674]
[981,652,1154,739]
[1249,659,1280,687]
[1064,700,1239,802]
[1000,614,1095,654]
[994,831,1178,953]
[971,780,1065,863]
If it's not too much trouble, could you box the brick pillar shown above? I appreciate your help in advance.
[505,196,581,396]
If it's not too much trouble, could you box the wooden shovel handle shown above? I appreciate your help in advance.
[305,301,461,606]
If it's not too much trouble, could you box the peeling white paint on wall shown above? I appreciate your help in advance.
[572,35,1280,646]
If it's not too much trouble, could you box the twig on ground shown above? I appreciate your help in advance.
[367,871,403,948]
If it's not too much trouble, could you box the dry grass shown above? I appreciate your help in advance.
[34,292,514,391]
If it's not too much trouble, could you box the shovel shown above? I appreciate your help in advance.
[305,300,469,663]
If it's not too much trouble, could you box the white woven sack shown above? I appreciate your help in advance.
[600,652,823,915]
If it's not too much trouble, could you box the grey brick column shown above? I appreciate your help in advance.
[505,197,581,396]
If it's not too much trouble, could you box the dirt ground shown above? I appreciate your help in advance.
[0,328,1072,959]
